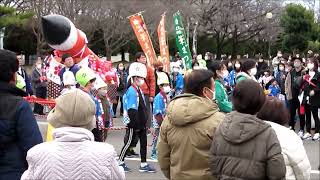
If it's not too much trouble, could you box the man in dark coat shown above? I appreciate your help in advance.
[0,49,43,180]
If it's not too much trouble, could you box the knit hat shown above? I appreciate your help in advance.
[47,89,96,130]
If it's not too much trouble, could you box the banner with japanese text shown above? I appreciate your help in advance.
[157,14,170,73]
[129,13,157,66]
[173,11,192,70]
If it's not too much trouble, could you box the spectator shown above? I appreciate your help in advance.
[205,51,215,69]
[257,97,311,180]
[21,89,125,180]
[275,63,287,95]
[257,55,268,78]
[268,79,281,97]
[210,79,286,180]
[158,70,225,179]
[171,62,184,97]
[16,54,33,96]
[301,58,320,140]
[113,63,127,117]
[228,60,242,88]
[207,61,233,113]
[0,49,42,180]
[154,60,171,96]
[285,57,306,133]
[32,59,47,115]
[236,59,258,83]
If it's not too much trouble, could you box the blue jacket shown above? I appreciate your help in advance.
[172,72,184,90]
[268,85,281,97]
[0,82,43,180]
[228,70,236,87]
[58,64,80,85]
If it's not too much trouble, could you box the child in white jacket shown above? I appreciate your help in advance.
[257,97,311,180]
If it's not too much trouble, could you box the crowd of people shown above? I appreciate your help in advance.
[0,47,319,179]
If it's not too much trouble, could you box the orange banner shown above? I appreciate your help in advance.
[129,13,157,66]
[157,14,170,73]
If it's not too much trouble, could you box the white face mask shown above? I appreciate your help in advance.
[163,86,171,93]
[279,66,285,71]
[258,59,263,62]
[250,68,257,76]
[235,64,241,69]
[136,78,145,86]
[204,55,209,60]
[119,66,124,71]
[205,88,215,101]
[307,63,314,70]
[294,62,301,68]
[193,66,201,70]
[318,67,320,72]
[277,53,282,57]
[223,70,229,78]
[36,64,42,69]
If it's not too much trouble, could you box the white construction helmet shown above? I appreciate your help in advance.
[63,71,76,86]
[128,62,147,81]
[94,75,108,90]
[157,72,169,85]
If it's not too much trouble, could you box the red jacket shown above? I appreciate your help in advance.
[140,66,156,97]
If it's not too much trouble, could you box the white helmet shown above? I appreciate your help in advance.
[128,62,147,81]
[94,75,108,90]
[63,71,76,86]
[157,72,169,85]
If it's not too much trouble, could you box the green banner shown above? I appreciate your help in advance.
[173,11,192,70]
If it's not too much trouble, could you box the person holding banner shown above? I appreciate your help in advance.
[58,53,80,87]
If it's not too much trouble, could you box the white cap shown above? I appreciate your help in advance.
[63,71,76,86]
[127,62,147,81]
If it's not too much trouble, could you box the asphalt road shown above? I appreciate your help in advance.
[36,116,319,180]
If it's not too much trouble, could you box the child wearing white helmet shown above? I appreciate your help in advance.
[61,71,76,95]
[118,62,156,173]
[150,72,170,160]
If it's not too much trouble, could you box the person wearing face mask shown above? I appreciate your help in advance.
[76,67,104,142]
[272,50,282,67]
[300,58,320,141]
[257,55,268,78]
[285,57,306,133]
[228,60,242,88]
[236,59,258,83]
[208,62,233,113]
[275,63,287,96]
[158,70,225,180]
[171,62,184,97]
[118,62,156,173]
[113,63,128,117]
[151,72,170,160]
[32,59,48,115]
[58,53,80,87]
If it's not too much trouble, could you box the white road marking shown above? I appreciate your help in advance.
[116,157,158,163]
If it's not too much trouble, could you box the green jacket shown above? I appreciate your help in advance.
[215,80,232,113]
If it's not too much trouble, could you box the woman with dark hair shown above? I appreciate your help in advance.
[113,62,127,117]
[236,59,258,83]
[228,60,242,88]
[158,70,225,180]
[301,58,320,140]
[210,79,286,180]
[275,62,287,95]
[192,61,200,70]
[208,61,232,113]
[257,97,311,180]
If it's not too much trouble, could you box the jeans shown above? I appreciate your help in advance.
[151,128,160,157]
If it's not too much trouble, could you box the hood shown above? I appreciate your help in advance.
[220,111,270,144]
[0,82,27,97]
[166,93,219,126]
[53,127,94,142]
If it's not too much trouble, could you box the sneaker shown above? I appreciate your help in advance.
[150,155,158,161]
[297,130,304,139]
[312,133,320,141]
[303,132,312,140]
[139,164,156,173]
[119,163,131,173]
[126,150,139,158]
